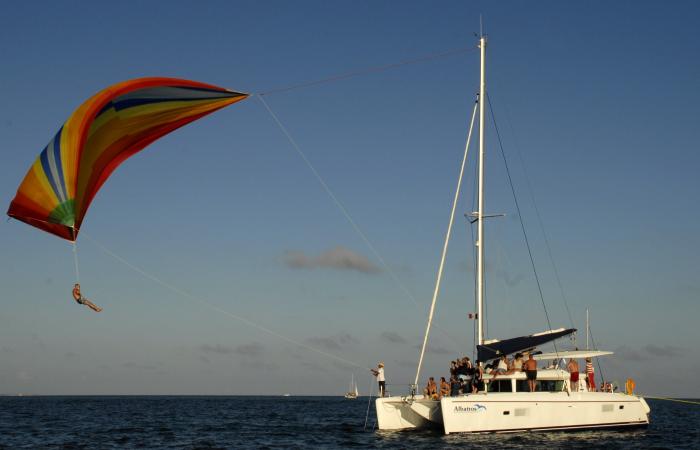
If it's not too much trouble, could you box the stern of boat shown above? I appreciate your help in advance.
[375,395,442,430]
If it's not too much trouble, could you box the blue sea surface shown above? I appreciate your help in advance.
[0,396,697,449]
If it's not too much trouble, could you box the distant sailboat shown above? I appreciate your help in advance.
[344,374,359,399]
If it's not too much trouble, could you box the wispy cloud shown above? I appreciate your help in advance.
[331,360,356,371]
[241,360,279,371]
[414,344,451,355]
[200,342,264,358]
[395,359,417,368]
[306,333,359,351]
[235,342,264,357]
[282,247,381,274]
[381,331,407,344]
[300,360,331,373]
[644,344,683,358]
[200,344,235,355]
[123,361,158,370]
[614,346,648,362]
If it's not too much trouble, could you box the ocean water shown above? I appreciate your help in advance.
[0,396,697,449]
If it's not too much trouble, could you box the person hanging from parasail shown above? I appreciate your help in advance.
[6,78,248,308]
[72,283,102,312]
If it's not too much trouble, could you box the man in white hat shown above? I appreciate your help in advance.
[370,362,386,397]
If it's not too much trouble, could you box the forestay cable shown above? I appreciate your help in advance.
[259,46,477,97]
[82,232,369,371]
[414,96,478,386]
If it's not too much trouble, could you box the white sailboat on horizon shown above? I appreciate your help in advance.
[374,32,651,434]
[344,373,359,399]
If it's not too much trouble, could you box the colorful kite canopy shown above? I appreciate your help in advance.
[7,77,248,241]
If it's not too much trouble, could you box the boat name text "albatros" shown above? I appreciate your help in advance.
[454,404,487,413]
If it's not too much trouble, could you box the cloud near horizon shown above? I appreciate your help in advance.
[381,331,407,344]
[282,247,381,274]
[306,333,359,351]
[200,342,264,358]
[614,344,684,361]
[413,343,451,355]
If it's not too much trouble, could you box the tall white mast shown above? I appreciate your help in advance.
[586,309,590,350]
[476,35,487,348]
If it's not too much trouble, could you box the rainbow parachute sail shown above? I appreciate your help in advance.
[7,78,247,241]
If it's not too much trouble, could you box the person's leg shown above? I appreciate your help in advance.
[83,299,102,312]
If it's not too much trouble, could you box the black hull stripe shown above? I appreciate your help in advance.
[446,420,649,434]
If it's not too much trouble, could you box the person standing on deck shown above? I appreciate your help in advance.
[523,353,538,392]
[567,358,580,391]
[472,360,484,393]
[585,357,596,391]
[370,362,386,397]
[450,375,461,396]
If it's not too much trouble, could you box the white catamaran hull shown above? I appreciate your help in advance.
[440,392,650,434]
[375,396,442,430]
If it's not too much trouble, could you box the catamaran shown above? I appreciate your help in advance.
[345,373,359,399]
[375,33,650,434]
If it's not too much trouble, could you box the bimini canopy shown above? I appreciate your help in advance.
[533,350,613,361]
[477,328,576,362]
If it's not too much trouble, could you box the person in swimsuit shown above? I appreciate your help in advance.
[523,353,538,392]
[567,358,580,391]
[585,357,596,391]
[424,377,438,400]
[71,283,102,312]
[439,377,450,399]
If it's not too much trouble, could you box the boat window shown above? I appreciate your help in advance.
[487,380,513,393]
[515,380,564,392]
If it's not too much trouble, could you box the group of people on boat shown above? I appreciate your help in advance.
[482,353,538,392]
[423,356,483,399]
[421,352,601,397]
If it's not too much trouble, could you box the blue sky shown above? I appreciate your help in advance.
[1,1,699,396]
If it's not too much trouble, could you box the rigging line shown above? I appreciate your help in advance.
[643,396,700,406]
[256,94,462,349]
[490,89,576,332]
[486,93,557,348]
[363,373,374,430]
[71,241,80,284]
[259,46,477,97]
[414,97,478,387]
[80,232,369,371]
[587,325,607,384]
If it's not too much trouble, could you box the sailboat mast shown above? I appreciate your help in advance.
[476,35,487,347]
